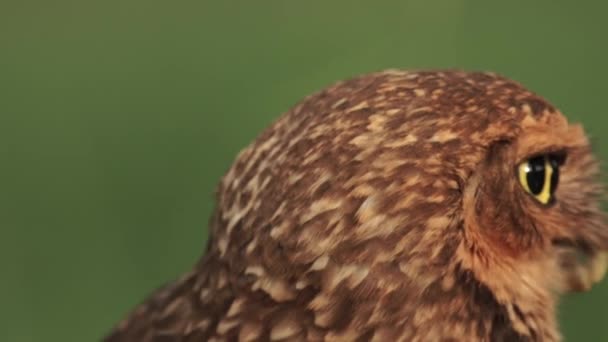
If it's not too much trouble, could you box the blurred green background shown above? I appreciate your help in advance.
[2,0,607,340]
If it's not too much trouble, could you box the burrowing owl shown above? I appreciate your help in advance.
[106,70,608,341]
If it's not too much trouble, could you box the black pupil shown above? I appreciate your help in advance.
[526,156,545,195]
[549,155,561,194]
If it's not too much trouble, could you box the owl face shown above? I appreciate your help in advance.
[466,112,608,293]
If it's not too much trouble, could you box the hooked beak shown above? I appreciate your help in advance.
[555,239,608,292]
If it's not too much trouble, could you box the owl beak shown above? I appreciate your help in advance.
[560,249,608,292]
[580,251,608,290]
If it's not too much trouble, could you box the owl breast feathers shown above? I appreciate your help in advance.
[106,70,608,342]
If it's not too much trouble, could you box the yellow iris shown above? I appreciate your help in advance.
[518,155,555,205]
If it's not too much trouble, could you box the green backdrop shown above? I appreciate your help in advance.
[2,1,607,341]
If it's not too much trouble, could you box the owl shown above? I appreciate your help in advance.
[106,70,608,341]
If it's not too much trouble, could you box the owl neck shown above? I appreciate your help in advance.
[456,222,561,341]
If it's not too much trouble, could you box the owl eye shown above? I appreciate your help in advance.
[517,154,564,205]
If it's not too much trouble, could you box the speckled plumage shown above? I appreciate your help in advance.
[106,70,608,341]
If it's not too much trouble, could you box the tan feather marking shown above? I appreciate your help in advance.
[295,279,309,289]
[356,196,378,222]
[310,255,329,271]
[368,303,391,327]
[270,316,302,340]
[200,288,212,302]
[406,105,434,117]
[368,113,388,131]
[270,221,290,239]
[270,202,287,221]
[226,207,247,235]
[191,319,211,333]
[299,198,342,224]
[413,305,438,326]
[397,259,428,285]
[309,173,332,195]
[429,129,458,143]
[346,100,369,113]
[254,276,296,302]
[287,173,304,184]
[446,179,459,189]
[309,293,330,312]
[326,264,370,290]
[303,151,322,165]
[506,304,531,335]
[349,134,372,147]
[427,194,446,203]
[226,297,246,317]
[371,152,409,171]
[216,270,228,289]
[258,134,279,152]
[259,174,272,191]
[332,98,347,109]
[403,171,422,187]
[441,273,455,291]
[312,307,333,328]
[245,265,265,277]
[385,134,418,148]
[521,103,534,116]
[217,236,228,256]
[238,322,263,342]
[350,183,376,197]
[356,215,400,240]
[431,88,444,99]
[245,237,258,254]
[394,192,420,210]
[414,88,426,97]
[161,297,185,318]
[244,174,260,193]
[426,216,451,230]
[216,318,239,335]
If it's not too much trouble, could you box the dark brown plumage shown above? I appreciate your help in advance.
[106,70,608,341]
